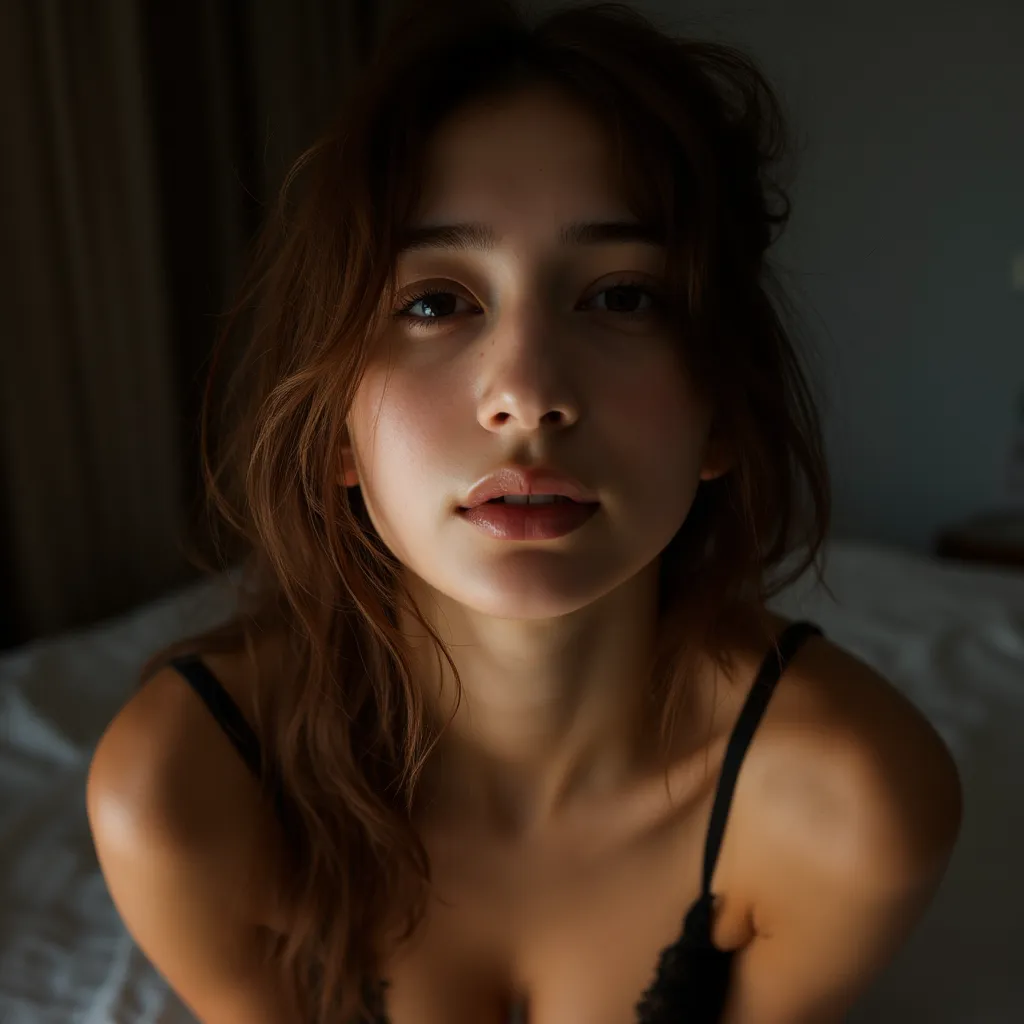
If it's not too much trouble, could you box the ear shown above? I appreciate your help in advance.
[337,427,360,488]
[699,422,735,482]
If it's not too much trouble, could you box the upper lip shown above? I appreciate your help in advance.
[459,465,600,509]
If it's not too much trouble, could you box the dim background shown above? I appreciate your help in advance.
[1,0,1022,651]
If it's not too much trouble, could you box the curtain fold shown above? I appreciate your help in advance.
[0,0,185,644]
[0,0,397,648]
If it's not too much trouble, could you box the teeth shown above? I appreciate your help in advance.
[495,494,573,505]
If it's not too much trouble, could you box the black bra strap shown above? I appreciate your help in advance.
[700,620,824,897]
[168,654,264,780]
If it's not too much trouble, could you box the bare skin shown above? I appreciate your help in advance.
[89,609,961,1024]
[87,83,962,1023]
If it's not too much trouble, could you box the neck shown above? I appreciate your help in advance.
[399,561,674,837]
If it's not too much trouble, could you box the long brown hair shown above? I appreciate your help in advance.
[140,1,831,1019]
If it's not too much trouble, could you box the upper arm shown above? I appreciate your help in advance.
[723,669,964,1024]
[86,668,300,1024]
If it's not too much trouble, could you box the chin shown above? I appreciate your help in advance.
[436,554,648,621]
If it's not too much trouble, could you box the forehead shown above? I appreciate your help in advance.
[406,85,637,245]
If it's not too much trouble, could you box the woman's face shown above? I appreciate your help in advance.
[343,84,730,621]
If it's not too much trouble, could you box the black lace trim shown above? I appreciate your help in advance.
[634,892,734,1023]
[365,895,734,1024]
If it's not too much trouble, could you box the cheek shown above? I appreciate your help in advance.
[604,367,710,476]
[363,391,445,476]
[347,370,463,543]
[595,360,712,547]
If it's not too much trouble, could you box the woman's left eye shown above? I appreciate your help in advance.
[585,283,658,315]
[393,279,661,330]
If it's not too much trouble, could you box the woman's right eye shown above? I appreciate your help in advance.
[395,289,475,328]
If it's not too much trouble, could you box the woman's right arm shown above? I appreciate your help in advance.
[86,666,302,1024]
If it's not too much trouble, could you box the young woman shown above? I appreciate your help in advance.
[85,2,962,1022]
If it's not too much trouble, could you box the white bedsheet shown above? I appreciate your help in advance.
[0,541,1021,1022]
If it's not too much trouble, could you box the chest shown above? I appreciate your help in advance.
[375,783,756,1024]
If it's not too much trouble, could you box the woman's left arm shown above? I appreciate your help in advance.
[722,698,963,1024]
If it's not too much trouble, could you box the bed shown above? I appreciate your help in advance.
[1,539,1021,1022]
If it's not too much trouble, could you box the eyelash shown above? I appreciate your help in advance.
[392,276,663,331]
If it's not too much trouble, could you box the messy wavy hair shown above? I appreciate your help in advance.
[140,0,831,1019]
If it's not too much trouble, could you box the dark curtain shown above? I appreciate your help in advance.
[0,0,398,650]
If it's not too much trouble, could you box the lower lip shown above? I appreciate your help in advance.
[457,501,600,540]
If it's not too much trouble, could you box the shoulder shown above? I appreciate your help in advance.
[721,616,961,898]
[716,619,963,1020]
[85,653,306,1020]
[86,649,292,930]
[759,622,962,874]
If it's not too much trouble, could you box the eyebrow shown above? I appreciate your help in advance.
[397,220,666,255]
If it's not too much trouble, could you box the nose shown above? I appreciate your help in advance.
[474,314,581,433]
